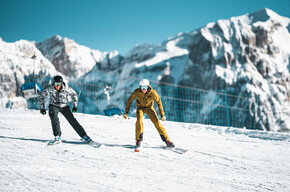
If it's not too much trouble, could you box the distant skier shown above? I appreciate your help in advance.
[38,75,92,145]
[123,79,175,150]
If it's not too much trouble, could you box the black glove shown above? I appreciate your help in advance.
[72,107,77,113]
[40,109,46,115]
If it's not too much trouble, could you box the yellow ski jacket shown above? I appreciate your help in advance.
[125,86,165,116]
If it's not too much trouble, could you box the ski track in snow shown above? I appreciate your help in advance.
[0,109,289,192]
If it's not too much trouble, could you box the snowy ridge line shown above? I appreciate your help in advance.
[134,40,189,68]
[0,50,36,59]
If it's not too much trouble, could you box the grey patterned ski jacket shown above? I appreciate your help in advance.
[38,83,78,109]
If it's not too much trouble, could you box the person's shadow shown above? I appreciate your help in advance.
[0,135,135,149]
[0,135,48,143]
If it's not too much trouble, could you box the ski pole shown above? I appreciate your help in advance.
[77,90,82,101]
[33,102,40,109]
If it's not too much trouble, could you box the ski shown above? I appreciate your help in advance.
[47,139,102,148]
[133,145,187,153]
[164,147,188,154]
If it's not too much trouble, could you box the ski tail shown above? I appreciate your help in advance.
[165,147,188,154]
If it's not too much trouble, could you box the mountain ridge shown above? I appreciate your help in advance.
[0,8,289,131]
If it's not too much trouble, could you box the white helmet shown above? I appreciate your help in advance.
[139,79,150,87]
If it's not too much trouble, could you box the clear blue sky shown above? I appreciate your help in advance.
[0,0,289,55]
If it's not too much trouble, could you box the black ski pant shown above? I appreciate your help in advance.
[48,105,87,138]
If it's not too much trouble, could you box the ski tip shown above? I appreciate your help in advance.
[134,149,140,152]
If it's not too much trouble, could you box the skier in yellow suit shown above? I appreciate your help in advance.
[123,79,175,150]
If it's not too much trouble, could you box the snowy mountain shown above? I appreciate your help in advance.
[0,38,59,109]
[0,35,122,109]
[0,109,289,191]
[0,8,289,131]
[79,8,290,131]
[36,35,122,78]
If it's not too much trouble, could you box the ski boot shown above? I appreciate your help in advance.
[48,136,61,145]
[82,135,92,143]
[165,140,175,148]
[135,140,141,152]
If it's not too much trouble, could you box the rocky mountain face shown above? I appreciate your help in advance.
[0,35,122,109]
[80,8,289,131]
[0,38,59,108]
[173,8,290,131]
[0,8,289,131]
[36,35,122,78]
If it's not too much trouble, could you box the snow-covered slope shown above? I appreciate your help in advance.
[0,109,289,191]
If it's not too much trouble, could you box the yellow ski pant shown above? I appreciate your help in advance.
[135,107,169,142]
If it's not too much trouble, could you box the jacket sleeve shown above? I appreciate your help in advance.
[38,86,49,109]
[125,90,138,114]
[68,87,78,108]
[153,91,165,117]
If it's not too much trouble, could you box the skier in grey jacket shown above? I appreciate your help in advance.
[38,75,92,144]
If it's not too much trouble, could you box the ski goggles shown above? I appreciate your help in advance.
[140,85,148,90]
[54,82,62,86]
